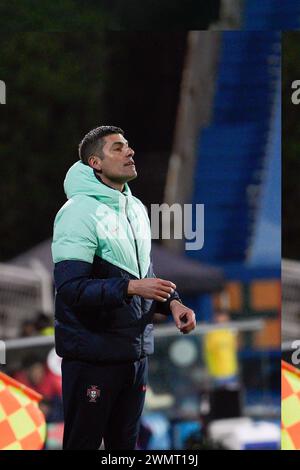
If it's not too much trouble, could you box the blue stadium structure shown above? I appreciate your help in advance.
[190,32,280,269]
[243,0,300,30]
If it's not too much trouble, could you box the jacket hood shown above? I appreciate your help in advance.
[64,160,131,204]
[53,160,151,279]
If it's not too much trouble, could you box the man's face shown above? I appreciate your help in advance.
[214,311,230,324]
[95,133,137,184]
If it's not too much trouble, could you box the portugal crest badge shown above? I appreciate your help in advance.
[87,385,101,403]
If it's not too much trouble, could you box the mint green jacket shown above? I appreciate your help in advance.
[52,160,152,278]
[51,161,179,363]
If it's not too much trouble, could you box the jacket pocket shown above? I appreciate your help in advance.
[142,323,154,355]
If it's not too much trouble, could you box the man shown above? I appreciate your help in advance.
[203,309,238,387]
[203,309,241,421]
[51,125,196,450]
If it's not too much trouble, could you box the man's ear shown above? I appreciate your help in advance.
[88,155,102,172]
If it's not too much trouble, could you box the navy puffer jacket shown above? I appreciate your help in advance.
[52,161,180,363]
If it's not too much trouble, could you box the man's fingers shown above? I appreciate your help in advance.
[181,328,192,334]
[155,295,168,302]
[180,323,196,334]
[155,287,175,299]
[158,279,176,290]
[179,311,196,333]
[181,318,196,329]
[180,310,195,321]
[158,285,175,295]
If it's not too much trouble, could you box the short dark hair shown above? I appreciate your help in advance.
[78,125,124,165]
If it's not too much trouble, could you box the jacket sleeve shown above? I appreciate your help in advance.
[155,287,182,316]
[147,260,182,316]
[54,260,130,309]
[52,202,130,310]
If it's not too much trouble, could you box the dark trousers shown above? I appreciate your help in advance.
[61,356,148,450]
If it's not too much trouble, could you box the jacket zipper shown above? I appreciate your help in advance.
[124,196,144,358]
[124,196,142,279]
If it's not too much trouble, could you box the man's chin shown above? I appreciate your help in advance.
[110,171,138,185]
[123,171,138,183]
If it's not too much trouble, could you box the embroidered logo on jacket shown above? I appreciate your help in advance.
[87,385,101,403]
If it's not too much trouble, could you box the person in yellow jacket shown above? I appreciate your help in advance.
[203,310,239,387]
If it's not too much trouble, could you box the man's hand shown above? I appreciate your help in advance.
[170,299,196,334]
[128,278,176,302]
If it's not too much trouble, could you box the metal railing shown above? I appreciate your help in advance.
[0,262,54,338]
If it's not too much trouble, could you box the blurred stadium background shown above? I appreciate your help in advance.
[282,31,300,450]
[0,5,286,450]
[1,0,300,31]
[282,31,300,350]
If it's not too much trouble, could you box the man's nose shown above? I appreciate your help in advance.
[127,147,135,157]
